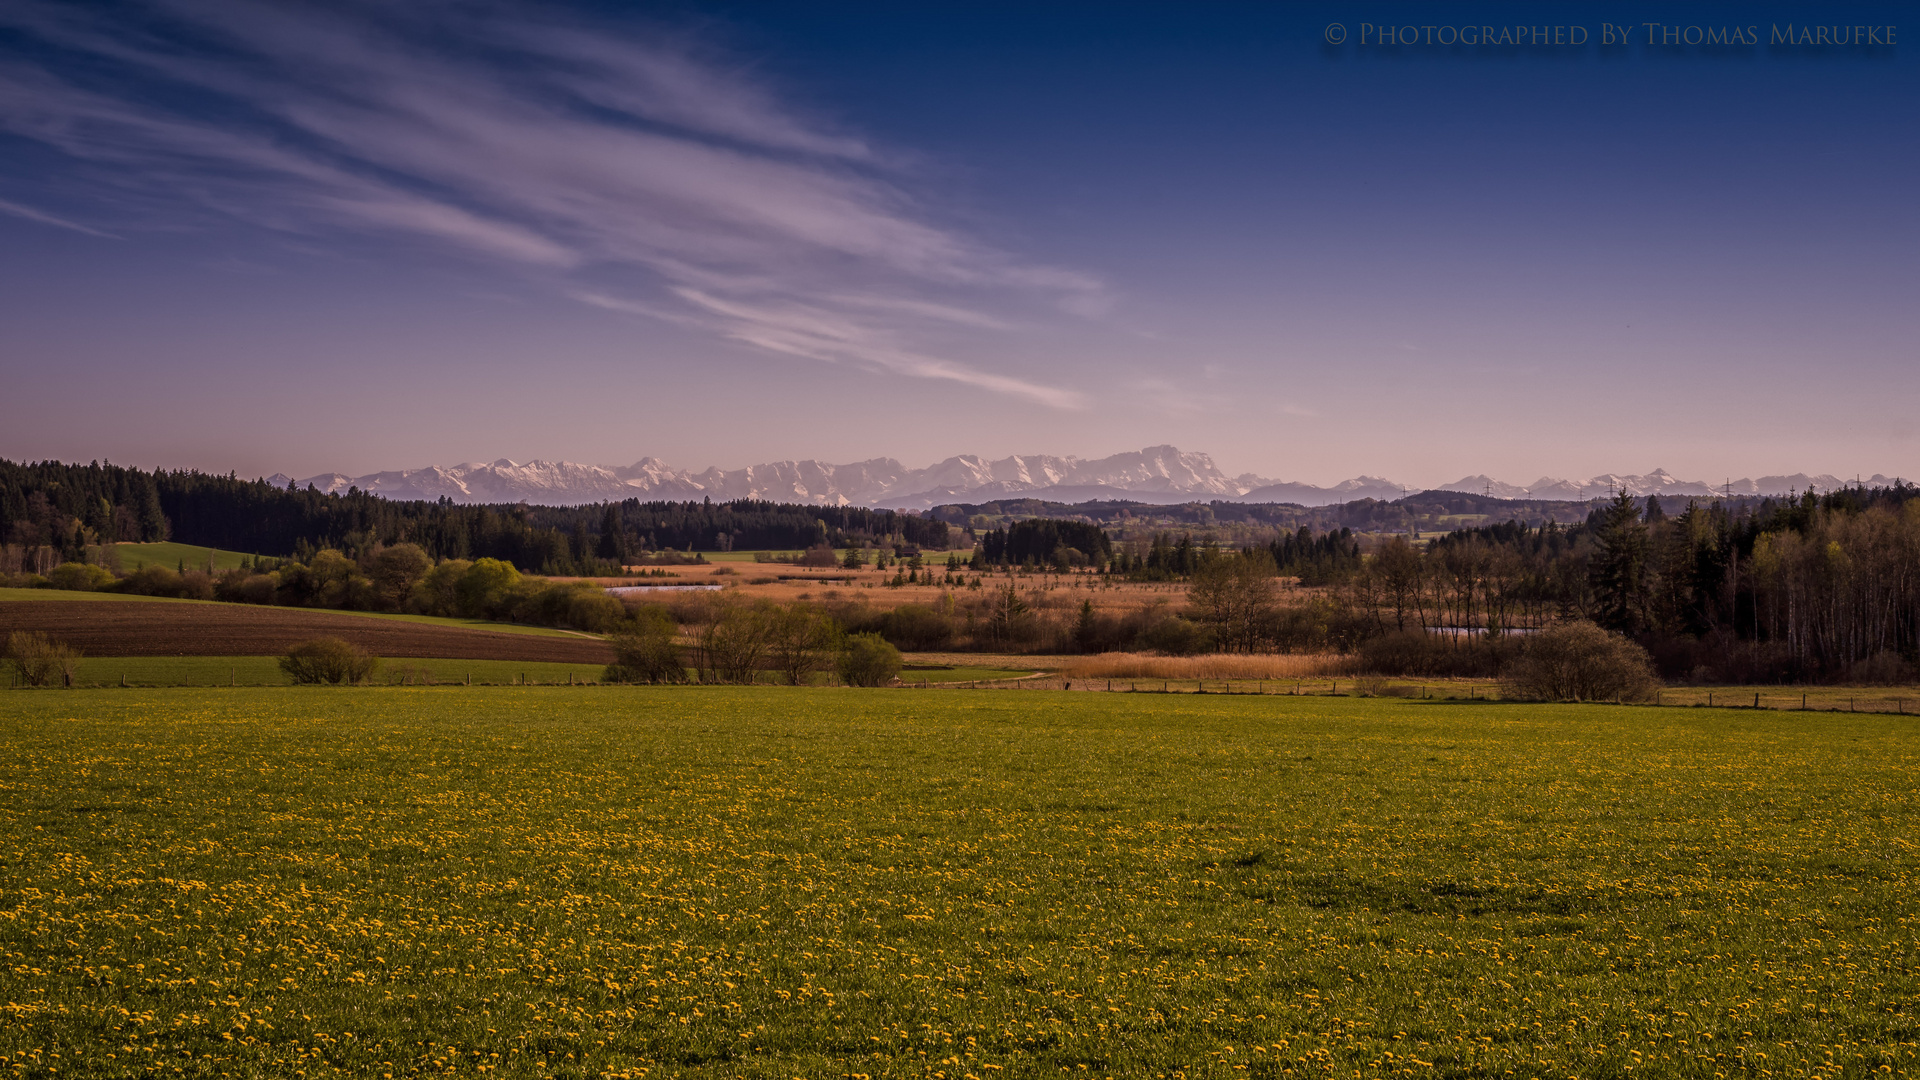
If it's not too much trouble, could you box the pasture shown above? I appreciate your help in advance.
[110,542,255,574]
[1,688,1915,1078]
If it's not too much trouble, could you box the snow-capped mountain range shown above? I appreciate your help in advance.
[266,447,1896,510]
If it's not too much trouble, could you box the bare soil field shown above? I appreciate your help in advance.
[0,601,614,663]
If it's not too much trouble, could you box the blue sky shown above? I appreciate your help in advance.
[0,2,1912,486]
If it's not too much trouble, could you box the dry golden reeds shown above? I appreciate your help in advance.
[1057,651,1352,681]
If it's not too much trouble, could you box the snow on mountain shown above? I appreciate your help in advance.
[1434,470,1872,501]
[1235,476,1407,505]
[293,446,1258,508]
[286,451,1896,509]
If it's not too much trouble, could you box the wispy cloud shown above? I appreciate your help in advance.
[0,196,117,238]
[0,0,1101,405]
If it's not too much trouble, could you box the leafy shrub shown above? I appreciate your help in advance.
[408,559,472,616]
[47,562,117,591]
[121,565,216,600]
[603,610,688,684]
[214,571,280,605]
[5,631,81,687]
[1500,622,1661,703]
[837,632,902,687]
[279,637,379,685]
[1137,616,1213,657]
[456,558,522,618]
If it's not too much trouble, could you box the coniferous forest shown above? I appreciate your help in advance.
[0,459,948,574]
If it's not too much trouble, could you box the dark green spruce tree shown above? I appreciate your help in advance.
[1590,490,1651,636]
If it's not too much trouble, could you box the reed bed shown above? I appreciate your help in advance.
[1058,650,1351,680]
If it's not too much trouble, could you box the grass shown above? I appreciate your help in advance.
[892,666,1039,684]
[0,587,589,638]
[111,541,255,573]
[66,656,609,687]
[2,689,1917,1077]
[698,550,809,563]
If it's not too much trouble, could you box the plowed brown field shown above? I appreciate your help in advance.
[0,601,613,662]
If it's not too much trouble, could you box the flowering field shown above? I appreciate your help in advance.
[2,688,1916,1078]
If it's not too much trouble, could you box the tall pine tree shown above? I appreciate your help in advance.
[1590,490,1651,635]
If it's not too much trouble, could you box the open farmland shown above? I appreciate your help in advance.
[110,542,254,574]
[2,690,1917,1078]
[0,600,612,663]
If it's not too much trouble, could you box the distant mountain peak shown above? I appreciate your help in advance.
[286,451,1884,510]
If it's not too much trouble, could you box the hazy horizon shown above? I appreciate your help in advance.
[1,2,1913,486]
[218,445,1917,502]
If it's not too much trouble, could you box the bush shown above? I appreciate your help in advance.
[6,631,81,687]
[1137,616,1213,657]
[215,570,279,605]
[121,565,216,600]
[47,562,117,592]
[1358,629,1448,676]
[603,611,688,684]
[457,558,522,618]
[837,632,902,687]
[1500,621,1661,703]
[880,603,955,651]
[1848,650,1917,686]
[279,636,379,685]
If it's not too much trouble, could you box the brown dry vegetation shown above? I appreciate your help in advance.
[579,564,1198,613]
[1058,651,1350,680]
[0,601,613,663]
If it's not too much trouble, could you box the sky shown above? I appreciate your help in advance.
[0,1,1913,488]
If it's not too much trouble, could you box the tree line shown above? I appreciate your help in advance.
[1333,486,1920,682]
[0,458,949,574]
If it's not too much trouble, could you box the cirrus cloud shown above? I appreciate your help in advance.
[0,0,1103,406]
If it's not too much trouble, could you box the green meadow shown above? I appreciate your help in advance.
[1,688,1915,1078]
[111,541,256,573]
[67,656,609,687]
